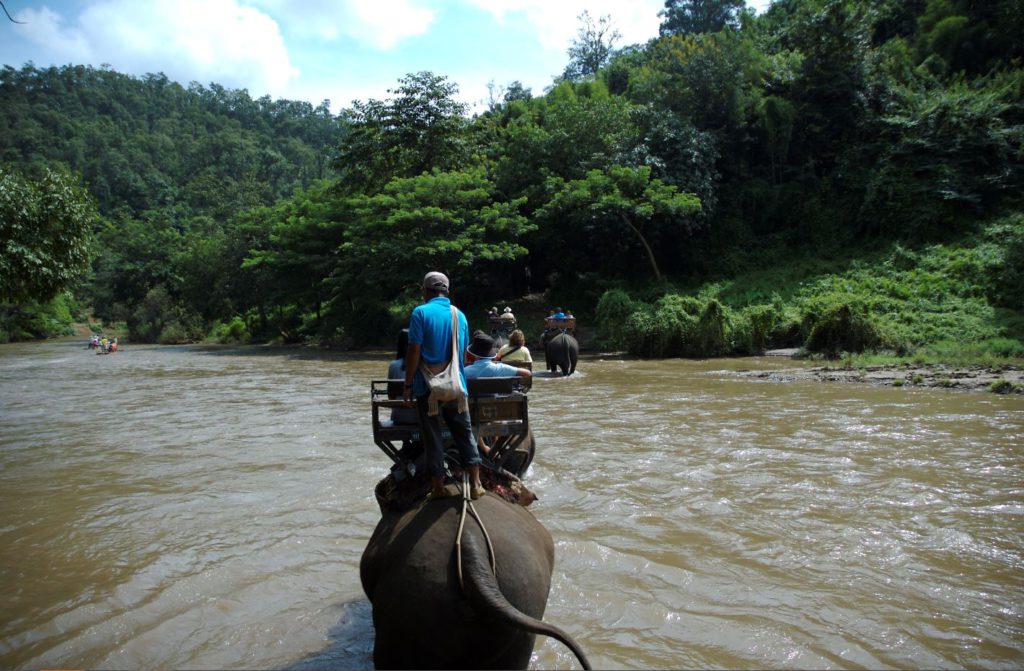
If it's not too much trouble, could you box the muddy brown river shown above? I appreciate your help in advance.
[1,340,1021,669]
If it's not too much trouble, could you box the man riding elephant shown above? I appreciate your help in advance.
[402,271,485,501]
[540,309,579,376]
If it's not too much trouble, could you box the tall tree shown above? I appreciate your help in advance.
[335,72,468,194]
[539,166,702,281]
[337,168,532,294]
[242,180,347,328]
[327,168,534,342]
[563,11,622,81]
[659,0,746,36]
[0,166,98,303]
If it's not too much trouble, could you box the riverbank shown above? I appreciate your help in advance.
[62,315,1021,395]
[736,361,1024,394]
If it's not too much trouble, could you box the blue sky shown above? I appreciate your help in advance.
[1,0,771,113]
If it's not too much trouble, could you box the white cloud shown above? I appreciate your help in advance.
[15,0,298,94]
[5,0,776,116]
[251,0,436,50]
[464,0,662,52]
[14,6,94,63]
[348,0,436,49]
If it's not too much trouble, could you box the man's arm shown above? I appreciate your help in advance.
[514,365,532,391]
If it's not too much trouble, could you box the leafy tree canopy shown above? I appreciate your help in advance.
[335,71,468,194]
[659,0,747,36]
[0,165,98,303]
[3,0,1023,350]
[563,11,622,81]
[539,165,701,281]
[336,168,533,300]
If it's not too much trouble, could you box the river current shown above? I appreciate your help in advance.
[1,340,1021,669]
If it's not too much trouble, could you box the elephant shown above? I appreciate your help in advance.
[543,332,578,376]
[360,491,591,670]
[489,325,513,351]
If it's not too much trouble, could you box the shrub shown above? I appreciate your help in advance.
[734,299,785,354]
[802,296,885,357]
[209,316,249,344]
[622,307,665,357]
[129,285,172,342]
[0,294,78,340]
[991,215,1024,309]
[129,285,205,343]
[696,299,729,357]
[730,313,756,355]
[157,316,204,344]
[990,378,1020,394]
[156,322,185,344]
[978,337,1024,359]
[887,244,918,271]
[595,289,637,349]
[317,326,352,349]
[653,294,702,356]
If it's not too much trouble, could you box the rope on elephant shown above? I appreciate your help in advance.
[455,471,497,595]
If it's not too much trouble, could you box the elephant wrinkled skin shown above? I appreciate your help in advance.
[544,332,579,376]
[360,493,590,669]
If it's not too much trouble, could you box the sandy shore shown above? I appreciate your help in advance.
[737,361,1024,394]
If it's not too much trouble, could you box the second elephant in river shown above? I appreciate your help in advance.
[543,332,578,376]
[360,492,590,669]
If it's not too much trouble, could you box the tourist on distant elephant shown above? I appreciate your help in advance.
[487,306,502,331]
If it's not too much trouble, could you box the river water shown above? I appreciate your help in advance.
[1,340,1021,670]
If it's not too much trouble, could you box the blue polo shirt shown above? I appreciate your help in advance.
[465,359,520,379]
[407,296,470,398]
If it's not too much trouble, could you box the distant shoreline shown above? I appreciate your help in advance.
[735,362,1024,394]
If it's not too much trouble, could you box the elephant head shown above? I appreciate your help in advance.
[360,490,590,669]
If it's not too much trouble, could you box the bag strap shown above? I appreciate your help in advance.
[497,345,521,360]
[450,306,458,362]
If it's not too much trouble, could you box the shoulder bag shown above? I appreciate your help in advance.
[419,306,468,416]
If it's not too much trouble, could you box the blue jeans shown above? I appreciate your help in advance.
[416,395,481,477]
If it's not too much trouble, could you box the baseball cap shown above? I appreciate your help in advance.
[422,271,449,292]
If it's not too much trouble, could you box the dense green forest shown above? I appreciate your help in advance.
[2,0,1022,362]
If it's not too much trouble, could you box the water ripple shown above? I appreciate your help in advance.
[2,345,1023,669]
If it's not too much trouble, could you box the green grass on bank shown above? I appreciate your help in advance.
[592,214,1024,365]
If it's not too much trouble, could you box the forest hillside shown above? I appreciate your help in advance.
[2,0,1022,365]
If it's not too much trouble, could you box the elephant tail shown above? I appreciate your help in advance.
[462,530,592,670]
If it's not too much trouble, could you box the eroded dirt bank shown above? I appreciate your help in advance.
[736,361,1024,393]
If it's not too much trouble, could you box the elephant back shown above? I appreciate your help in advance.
[360,495,557,669]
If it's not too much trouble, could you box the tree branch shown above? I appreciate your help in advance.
[1,1,26,23]
[619,213,662,281]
